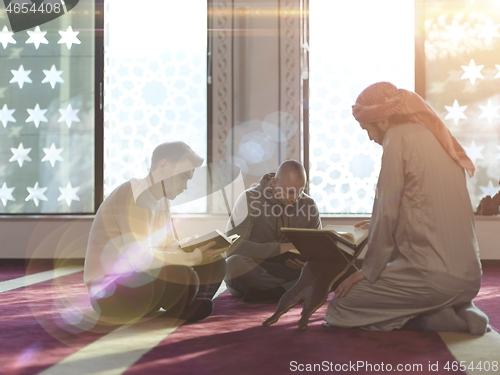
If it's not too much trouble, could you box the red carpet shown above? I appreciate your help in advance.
[0,266,498,374]
[125,294,466,375]
[0,272,106,375]
[474,267,500,332]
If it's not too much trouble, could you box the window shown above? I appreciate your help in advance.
[424,0,500,209]
[308,0,415,214]
[0,0,96,214]
[103,0,208,213]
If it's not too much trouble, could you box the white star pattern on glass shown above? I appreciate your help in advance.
[42,65,64,88]
[0,104,16,127]
[478,99,500,125]
[41,143,64,167]
[461,59,484,85]
[58,26,81,49]
[58,182,80,206]
[26,104,48,128]
[9,143,32,167]
[495,65,500,79]
[444,20,466,44]
[26,26,49,49]
[25,182,48,207]
[479,181,500,198]
[477,21,500,45]
[10,65,32,88]
[0,182,15,206]
[58,104,80,128]
[0,26,16,48]
[444,100,468,125]
[463,141,485,164]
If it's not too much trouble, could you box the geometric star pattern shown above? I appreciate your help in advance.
[42,65,64,89]
[41,143,64,167]
[9,143,32,167]
[58,182,80,206]
[445,20,466,44]
[444,100,467,125]
[307,2,500,215]
[10,65,32,88]
[477,21,500,45]
[479,181,500,199]
[478,99,500,125]
[0,182,15,206]
[0,16,94,213]
[58,104,80,128]
[58,26,81,49]
[463,140,484,164]
[0,104,16,127]
[424,3,500,212]
[461,59,484,85]
[0,26,16,48]
[25,182,48,207]
[26,104,48,128]
[26,26,48,49]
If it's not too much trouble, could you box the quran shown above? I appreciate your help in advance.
[279,225,369,262]
[180,230,240,253]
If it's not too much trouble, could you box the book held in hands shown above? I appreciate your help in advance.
[180,230,240,253]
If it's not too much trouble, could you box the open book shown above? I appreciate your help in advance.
[279,225,368,262]
[323,225,369,248]
[180,230,240,253]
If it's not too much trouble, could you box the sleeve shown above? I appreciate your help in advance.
[306,200,322,229]
[116,196,203,272]
[362,132,406,283]
[225,191,281,260]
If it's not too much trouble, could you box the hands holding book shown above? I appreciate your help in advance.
[279,243,306,270]
[285,258,305,270]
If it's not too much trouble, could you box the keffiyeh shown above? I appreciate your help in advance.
[352,82,475,176]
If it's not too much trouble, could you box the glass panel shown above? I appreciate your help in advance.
[308,0,415,214]
[104,0,207,213]
[424,0,500,210]
[0,0,95,214]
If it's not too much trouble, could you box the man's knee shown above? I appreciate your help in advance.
[161,265,199,286]
[225,255,258,279]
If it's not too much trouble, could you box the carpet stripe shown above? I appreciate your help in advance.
[37,319,181,375]
[439,330,500,374]
[37,282,228,375]
[0,266,83,293]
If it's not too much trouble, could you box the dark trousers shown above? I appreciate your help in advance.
[91,259,227,320]
[192,257,227,299]
[91,265,198,319]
